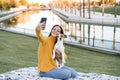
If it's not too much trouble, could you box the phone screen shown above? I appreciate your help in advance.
[40,18,47,23]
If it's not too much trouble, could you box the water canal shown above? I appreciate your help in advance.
[1,10,120,51]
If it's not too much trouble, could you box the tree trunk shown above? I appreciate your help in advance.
[88,0,91,19]
[114,0,117,18]
[83,0,85,18]
[102,0,104,16]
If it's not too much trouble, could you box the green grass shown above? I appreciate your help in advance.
[65,45,120,76]
[0,30,120,76]
[91,6,120,15]
[0,30,38,73]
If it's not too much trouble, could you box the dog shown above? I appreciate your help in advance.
[52,34,67,68]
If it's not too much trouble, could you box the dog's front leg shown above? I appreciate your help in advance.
[52,48,56,59]
[62,51,65,63]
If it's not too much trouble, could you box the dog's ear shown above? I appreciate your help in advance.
[63,34,67,38]
[60,34,67,38]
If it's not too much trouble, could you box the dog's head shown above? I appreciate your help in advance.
[57,34,67,41]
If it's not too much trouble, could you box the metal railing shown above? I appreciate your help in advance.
[0,26,120,54]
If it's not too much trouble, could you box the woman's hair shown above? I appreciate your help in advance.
[48,24,64,37]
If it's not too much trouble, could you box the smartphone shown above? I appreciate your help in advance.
[40,17,47,30]
[40,17,47,24]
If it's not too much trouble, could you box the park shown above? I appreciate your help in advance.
[0,0,120,80]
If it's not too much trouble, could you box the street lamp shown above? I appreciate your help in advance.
[102,0,104,16]
[114,0,117,18]
[83,0,85,18]
[88,0,91,19]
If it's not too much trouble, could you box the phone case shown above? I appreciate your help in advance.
[40,18,47,23]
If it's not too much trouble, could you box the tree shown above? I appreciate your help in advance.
[83,0,85,18]
[0,0,2,11]
[99,0,115,4]
[88,0,91,19]
[63,0,68,11]
[72,1,76,14]
[34,3,39,7]
[0,0,29,10]
[102,0,105,16]
[109,0,115,4]
[79,0,82,16]
[19,0,27,6]
[2,1,9,10]
[9,0,17,8]
[114,0,117,18]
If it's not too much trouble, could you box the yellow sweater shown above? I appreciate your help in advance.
[35,28,57,72]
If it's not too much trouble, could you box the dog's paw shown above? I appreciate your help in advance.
[58,64,64,69]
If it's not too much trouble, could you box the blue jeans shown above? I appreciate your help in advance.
[39,66,77,80]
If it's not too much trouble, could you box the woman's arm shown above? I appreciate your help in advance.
[35,23,46,43]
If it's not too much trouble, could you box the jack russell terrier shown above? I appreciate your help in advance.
[52,34,67,68]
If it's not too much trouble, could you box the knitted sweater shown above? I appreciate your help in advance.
[35,28,57,72]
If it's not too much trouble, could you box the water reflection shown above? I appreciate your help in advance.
[3,11,37,27]
[3,17,17,26]
[2,10,120,51]
[113,27,116,50]
[59,18,120,51]
[16,12,31,24]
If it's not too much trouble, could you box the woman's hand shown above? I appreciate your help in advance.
[36,22,46,31]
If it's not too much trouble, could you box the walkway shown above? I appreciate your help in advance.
[53,8,120,26]
[0,11,22,22]
[53,8,120,54]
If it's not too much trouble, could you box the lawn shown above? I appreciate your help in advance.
[0,30,120,76]
[91,6,120,15]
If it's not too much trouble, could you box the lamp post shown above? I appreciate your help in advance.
[102,0,104,16]
[79,0,81,16]
[114,0,117,18]
[88,0,91,19]
[83,0,85,18]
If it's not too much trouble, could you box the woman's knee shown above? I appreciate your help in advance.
[70,68,77,78]
[40,69,71,79]
[63,66,77,78]
[62,70,71,79]
[50,69,71,79]
[71,70,77,78]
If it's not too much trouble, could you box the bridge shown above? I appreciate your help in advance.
[22,8,51,12]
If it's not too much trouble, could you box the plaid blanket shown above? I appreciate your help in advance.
[0,67,120,80]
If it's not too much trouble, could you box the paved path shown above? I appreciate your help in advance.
[0,11,22,22]
[53,8,120,26]
[52,8,120,54]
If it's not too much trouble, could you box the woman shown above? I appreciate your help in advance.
[35,22,77,80]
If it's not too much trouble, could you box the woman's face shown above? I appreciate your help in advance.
[51,26,61,37]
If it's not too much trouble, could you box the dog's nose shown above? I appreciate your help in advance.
[60,38,61,40]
